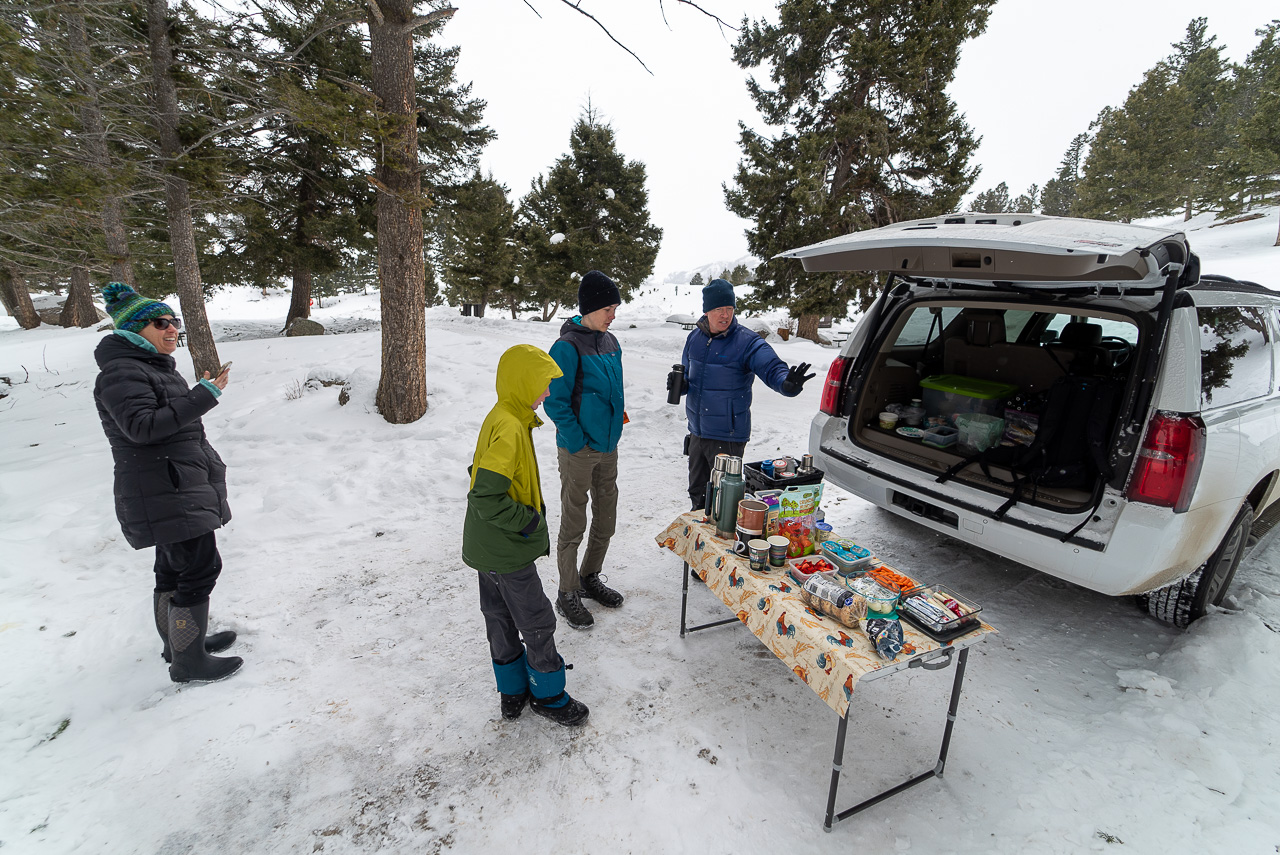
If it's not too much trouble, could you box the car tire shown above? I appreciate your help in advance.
[1142,502,1253,628]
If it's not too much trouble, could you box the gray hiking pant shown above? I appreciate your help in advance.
[555,445,619,593]
[477,563,560,673]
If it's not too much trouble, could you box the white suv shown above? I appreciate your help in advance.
[784,214,1280,626]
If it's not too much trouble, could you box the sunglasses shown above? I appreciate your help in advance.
[150,317,183,330]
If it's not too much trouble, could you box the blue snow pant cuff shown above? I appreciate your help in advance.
[526,655,568,708]
[493,650,529,695]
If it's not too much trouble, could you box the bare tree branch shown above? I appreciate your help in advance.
[365,0,384,26]
[553,0,652,75]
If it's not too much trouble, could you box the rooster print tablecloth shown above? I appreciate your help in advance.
[657,512,996,717]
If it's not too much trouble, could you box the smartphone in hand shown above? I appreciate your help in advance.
[218,361,233,375]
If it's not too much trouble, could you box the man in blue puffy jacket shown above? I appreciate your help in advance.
[545,271,626,630]
[679,279,814,510]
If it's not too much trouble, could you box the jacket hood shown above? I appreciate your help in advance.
[495,344,563,414]
[94,331,174,371]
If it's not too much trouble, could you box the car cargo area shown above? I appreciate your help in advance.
[847,298,1144,512]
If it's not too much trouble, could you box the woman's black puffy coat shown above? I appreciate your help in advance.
[93,334,231,548]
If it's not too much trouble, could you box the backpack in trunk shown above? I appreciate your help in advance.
[938,374,1120,518]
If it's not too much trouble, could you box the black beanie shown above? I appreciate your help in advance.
[578,270,621,316]
[702,278,736,313]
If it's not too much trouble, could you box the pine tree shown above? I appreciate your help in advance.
[1167,19,1230,219]
[1221,22,1280,241]
[1040,133,1088,216]
[1011,184,1039,213]
[724,0,993,340]
[689,271,704,288]
[440,171,516,317]
[1075,68,1186,223]
[516,108,662,316]
[970,182,1011,213]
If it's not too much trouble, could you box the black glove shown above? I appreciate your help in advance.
[518,509,541,537]
[782,362,815,395]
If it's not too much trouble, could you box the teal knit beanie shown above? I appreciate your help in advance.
[102,282,175,332]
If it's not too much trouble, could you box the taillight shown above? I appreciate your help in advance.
[1125,412,1206,512]
[819,357,851,416]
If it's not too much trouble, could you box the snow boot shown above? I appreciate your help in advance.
[493,651,530,721]
[526,657,589,727]
[168,600,243,684]
[555,590,594,630]
[154,591,235,663]
[580,573,624,608]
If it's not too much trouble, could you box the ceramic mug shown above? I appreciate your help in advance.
[736,499,768,533]
[734,525,762,556]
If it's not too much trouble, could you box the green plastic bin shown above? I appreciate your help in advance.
[919,375,1018,427]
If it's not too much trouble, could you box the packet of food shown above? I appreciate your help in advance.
[777,483,823,557]
[864,617,904,660]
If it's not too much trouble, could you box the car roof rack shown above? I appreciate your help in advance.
[1188,274,1272,296]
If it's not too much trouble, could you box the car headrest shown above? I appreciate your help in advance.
[963,312,1006,347]
[1058,322,1102,348]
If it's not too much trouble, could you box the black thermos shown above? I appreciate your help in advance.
[666,364,685,405]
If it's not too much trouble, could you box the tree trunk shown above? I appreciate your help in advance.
[146,0,219,378]
[1275,211,1279,248]
[368,1,434,424]
[1,265,42,329]
[287,266,313,329]
[285,162,314,329]
[63,4,136,286]
[61,266,100,328]
[796,313,820,343]
[1184,197,1192,222]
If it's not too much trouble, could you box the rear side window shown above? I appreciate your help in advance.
[1198,307,1272,408]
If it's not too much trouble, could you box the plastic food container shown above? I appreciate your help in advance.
[919,375,1018,426]
[954,412,1006,454]
[921,425,959,449]
[845,574,899,615]
[900,585,982,633]
[786,554,837,585]
[820,539,874,574]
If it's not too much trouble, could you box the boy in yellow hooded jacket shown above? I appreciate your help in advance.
[463,344,589,727]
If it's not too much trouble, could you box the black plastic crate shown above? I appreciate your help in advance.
[744,461,824,494]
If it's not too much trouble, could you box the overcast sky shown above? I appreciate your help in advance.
[443,0,1273,280]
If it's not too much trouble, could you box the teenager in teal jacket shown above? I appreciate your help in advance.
[544,271,626,631]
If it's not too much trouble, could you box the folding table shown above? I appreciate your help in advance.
[656,511,996,830]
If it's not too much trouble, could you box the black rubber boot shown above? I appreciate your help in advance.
[168,600,243,684]
[501,692,530,720]
[154,591,235,663]
[529,693,590,727]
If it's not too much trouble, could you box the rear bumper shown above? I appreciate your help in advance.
[810,416,1225,595]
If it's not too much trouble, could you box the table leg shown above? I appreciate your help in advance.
[680,562,690,637]
[822,711,850,832]
[679,560,746,635]
[826,646,971,828]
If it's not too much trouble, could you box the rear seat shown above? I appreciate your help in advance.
[943,313,1106,393]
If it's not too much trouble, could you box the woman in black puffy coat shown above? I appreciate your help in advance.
[94,283,242,684]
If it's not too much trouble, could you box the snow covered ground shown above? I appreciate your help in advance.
[3,211,1280,854]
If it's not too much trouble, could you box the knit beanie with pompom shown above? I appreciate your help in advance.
[102,282,175,332]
